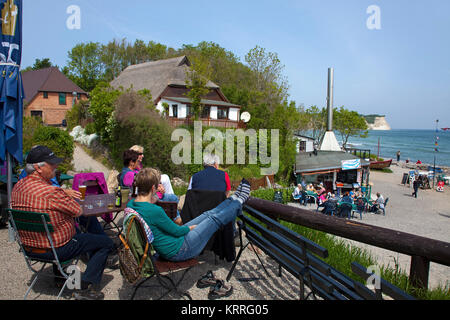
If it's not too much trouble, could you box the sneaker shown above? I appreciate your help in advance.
[196,270,218,288]
[73,285,105,300]
[208,280,233,300]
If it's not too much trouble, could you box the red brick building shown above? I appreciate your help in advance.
[22,67,88,126]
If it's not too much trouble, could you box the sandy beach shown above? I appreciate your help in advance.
[0,162,449,300]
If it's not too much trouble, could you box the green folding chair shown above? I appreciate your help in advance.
[7,209,79,300]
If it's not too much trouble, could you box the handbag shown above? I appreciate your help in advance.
[118,216,149,285]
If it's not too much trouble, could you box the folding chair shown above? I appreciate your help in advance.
[120,211,198,300]
[7,208,79,300]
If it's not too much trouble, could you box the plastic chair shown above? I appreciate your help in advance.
[7,209,79,300]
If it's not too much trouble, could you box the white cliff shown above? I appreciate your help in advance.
[364,115,391,131]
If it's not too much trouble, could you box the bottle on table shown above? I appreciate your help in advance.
[115,186,122,207]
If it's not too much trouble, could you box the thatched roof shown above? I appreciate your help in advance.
[110,56,219,102]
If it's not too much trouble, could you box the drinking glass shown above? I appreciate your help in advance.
[79,180,87,201]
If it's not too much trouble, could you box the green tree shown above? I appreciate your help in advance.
[65,42,104,91]
[88,82,123,143]
[185,57,211,120]
[334,106,368,148]
[245,45,289,110]
[22,58,55,72]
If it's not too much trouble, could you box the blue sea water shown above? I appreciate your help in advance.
[344,129,450,167]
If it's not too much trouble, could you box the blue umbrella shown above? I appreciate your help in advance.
[0,0,24,215]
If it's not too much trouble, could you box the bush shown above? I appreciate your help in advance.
[29,125,75,173]
[65,100,91,131]
[109,91,187,179]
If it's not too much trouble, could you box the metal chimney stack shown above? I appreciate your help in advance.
[319,67,342,152]
[327,68,334,131]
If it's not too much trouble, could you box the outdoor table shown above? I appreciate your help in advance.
[337,201,358,211]
[77,193,127,233]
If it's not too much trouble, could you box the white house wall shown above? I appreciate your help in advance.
[228,108,239,121]
[210,106,218,119]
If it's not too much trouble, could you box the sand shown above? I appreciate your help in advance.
[0,163,448,300]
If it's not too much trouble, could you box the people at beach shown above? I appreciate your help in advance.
[416,160,422,165]
[397,151,401,162]
[412,178,421,198]
[342,191,353,204]
[188,153,231,197]
[125,168,251,262]
[11,145,116,300]
[371,192,385,213]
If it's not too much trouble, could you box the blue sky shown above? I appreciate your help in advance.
[22,0,450,129]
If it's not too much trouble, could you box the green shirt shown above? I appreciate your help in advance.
[127,199,190,259]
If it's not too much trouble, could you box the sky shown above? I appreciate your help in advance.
[21,0,450,129]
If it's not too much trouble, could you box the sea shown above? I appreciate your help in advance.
[344,129,450,168]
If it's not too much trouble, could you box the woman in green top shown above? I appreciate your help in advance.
[126,168,251,262]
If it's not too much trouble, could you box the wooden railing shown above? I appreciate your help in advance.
[168,117,242,128]
[246,197,450,290]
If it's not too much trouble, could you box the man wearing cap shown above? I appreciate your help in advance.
[11,145,115,300]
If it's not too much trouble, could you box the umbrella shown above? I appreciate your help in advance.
[0,0,24,218]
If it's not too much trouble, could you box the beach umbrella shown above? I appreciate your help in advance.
[0,0,24,214]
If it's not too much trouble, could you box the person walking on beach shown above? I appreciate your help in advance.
[412,178,420,198]
[396,151,401,162]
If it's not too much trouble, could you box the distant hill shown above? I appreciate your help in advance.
[362,114,391,130]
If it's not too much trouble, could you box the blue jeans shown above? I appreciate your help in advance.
[169,198,242,262]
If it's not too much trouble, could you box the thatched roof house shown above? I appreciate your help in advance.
[111,56,241,128]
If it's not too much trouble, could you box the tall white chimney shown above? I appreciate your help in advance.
[319,68,342,152]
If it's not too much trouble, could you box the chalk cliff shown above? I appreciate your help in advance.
[363,115,391,131]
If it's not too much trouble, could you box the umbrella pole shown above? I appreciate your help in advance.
[6,152,12,210]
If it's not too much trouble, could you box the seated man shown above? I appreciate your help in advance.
[188,153,231,197]
[11,145,116,300]
[292,184,305,204]
[126,168,250,262]
[371,192,385,213]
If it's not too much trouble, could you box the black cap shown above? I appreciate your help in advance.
[26,146,63,165]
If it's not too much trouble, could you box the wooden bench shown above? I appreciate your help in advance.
[227,204,415,300]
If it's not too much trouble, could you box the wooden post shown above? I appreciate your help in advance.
[410,256,430,289]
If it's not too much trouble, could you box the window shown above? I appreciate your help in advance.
[299,141,307,152]
[43,92,48,99]
[201,106,210,118]
[217,107,228,120]
[59,93,66,105]
[30,110,43,120]
[77,93,81,100]
[172,104,178,118]
[186,105,194,117]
